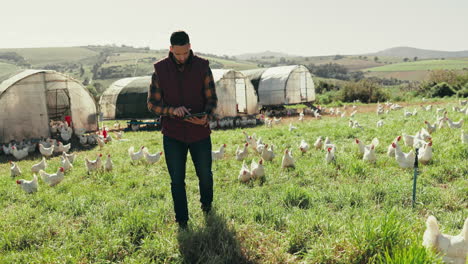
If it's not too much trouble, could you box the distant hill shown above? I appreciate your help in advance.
[235,50,295,60]
[368,47,468,59]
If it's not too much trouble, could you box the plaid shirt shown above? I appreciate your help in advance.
[147,52,217,118]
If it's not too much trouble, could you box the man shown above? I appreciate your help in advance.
[147,31,217,229]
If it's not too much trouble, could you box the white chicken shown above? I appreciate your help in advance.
[363,144,376,163]
[56,141,71,153]
[387,136,402,157]
[39,144,54,157]
[424,120,437,134]
[62,152,77,164]
[446,118,464,129]
[79,134,88,145]
[238,161,251,183]
[85,154,103,173]
[393,142,415,168]
[128,146,145,163]
[261,144,275,162]
[299,139,309,154]
[11,146,29,160]
[402,133,415,147]
[314,136,323,150]
[97,137,105,150]
[31,157,47,173]
[60,155,73,171]
[281,149,295,168]
[40,167,65,187]
[60,126,73,142]
[2,143,12,155]
[298,112,304,121]
[10,161,21,177]
[16,174,38,194]
[273,117,282,125]
[423,215,468,264]
[143,148,163,164]
[355,138,379,156]
[114,131,124,140]
[235,143,249,161]
[376,120,384,128]
[417,141,433,165]
[212,144,226,161]
[250,159,265,180]
[105,154,113,171]
[325,147,336,164]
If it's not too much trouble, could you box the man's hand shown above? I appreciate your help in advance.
[173,106,191,117]
[184,115,208,127]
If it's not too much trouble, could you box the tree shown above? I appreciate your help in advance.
[279,57,286,64]
[374,56,379,62]
[413,56,418,61]
[403,58,409,62]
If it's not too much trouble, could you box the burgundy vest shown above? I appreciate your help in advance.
[154,53,211,143]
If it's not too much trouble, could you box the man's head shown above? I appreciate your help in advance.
[170,31,191,64]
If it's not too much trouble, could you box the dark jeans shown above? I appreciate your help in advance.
[163,135,213,223]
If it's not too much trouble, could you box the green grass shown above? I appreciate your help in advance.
[0,62,21,83]
[1,102,466,262]
[0,47,98,66]
[365,59,468,72]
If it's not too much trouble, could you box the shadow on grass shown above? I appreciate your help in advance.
[177,209,255,264]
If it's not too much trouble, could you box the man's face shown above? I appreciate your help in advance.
[170,44,191,64]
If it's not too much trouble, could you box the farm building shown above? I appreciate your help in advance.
[99,76,153,120]
[100,70,259,120]
[212,69,259,117]
[242,65,315,106]
[0,70,98,143]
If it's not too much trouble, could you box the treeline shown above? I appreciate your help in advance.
[0,52,30,67]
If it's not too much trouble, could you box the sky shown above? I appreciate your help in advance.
[1,0,467,56]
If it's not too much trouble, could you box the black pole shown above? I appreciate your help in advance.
[412,148,419,208]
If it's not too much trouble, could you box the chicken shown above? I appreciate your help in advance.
[355,138,379,156]
[10,161,21,177]
[352,121,363,129]
[40,167,65,187]
[423,215,468,264]
[56,141,71,153]
[363,144,376,163]
[314,136,323,150]
[462,130,468,144]
[2,143,12,155]
[60,155,73,171]
[16,174,38,194]
[376,119,384,127]
[60,126,73,142]
[424,120,437,134]
[85,154,103,173]
[256,141,267,154]
[393,143,415,168]
[288,123,297,132]
[436,107,446,115]
[31,157,47,173]
[281,149,295,168]
[323,137,331,150]
[128,146,145,163]
[250,159,265,180]
[418,141,433,165]
[273,117,282,125]
[402,133,415,147]
[298,112,304,121]
[212,144,226,161]
[39,143,54,157]
[349,120,354,128]
[11,146,29,160]
[261,144,275,162]
[235,143,249,161]
[114,131,124,140]
[299,139,309,154]
[62,152,77,164]
[238,161,251,183]
[105,154,113,171]
[446,118,464,129]
[143,148,163,164]
[326,147,336,163]
[350,110,357,117]
[387,136,402,157]
[97,136,105,150]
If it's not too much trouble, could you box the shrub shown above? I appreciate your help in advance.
[338,79,388,103]
[429,82,456,97]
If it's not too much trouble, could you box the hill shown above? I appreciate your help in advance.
[368,46,468,59]
[235,50,295,60]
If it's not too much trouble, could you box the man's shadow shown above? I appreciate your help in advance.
[177,209,255,264]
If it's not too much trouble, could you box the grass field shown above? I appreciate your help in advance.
[1,104,467,262]
[0,47,98,66]
[365,59,468,72]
